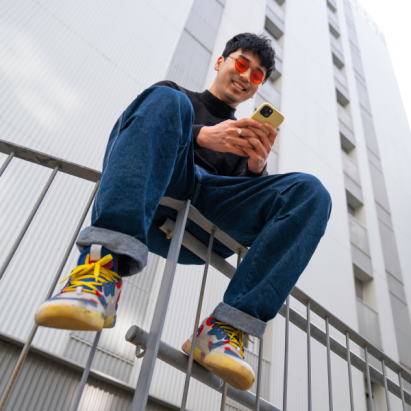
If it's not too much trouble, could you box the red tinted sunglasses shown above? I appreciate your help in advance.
[228,56,265,84]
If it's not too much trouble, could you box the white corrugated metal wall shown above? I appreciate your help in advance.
[0,0,195,408]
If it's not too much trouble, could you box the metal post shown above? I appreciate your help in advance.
[0,151,14,177]
[180,230,215,411]
[307,302,312,411]
[283,296,290,411]
[364,346,374,411]
[399,372,407,411]
[0,165,59,281]
[131,201,190,411]
[70,330,102,411]
[220,384,228,411]
[255,338,264,411]
[0,181,99,411]
[382,359,391,411]
[220,250,242,411]
[325,317,333,411]
[345,333,354,411]
[127,326,281,411]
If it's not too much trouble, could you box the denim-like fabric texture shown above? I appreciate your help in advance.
[77,226,148,275]
[212,302,266,338]
[77,85,332,329]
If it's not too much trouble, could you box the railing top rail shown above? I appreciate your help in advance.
[2,138,410,387]
[0,139,101,182]
[290,287,411,383]
[159,197,249,257]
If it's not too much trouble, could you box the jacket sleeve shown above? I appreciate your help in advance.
[231,157,269,177]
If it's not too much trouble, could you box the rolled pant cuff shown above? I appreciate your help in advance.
[212,302,266,339]
[76,227,148,277]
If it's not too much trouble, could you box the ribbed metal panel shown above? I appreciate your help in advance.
[167,30,213,92]
[0,0,194,394]
[0,0,194,347]
[0,339,175,411]
[166,0,224,92]
[185,0,224,52]
[0,0,194,169]
[0,165,95,341]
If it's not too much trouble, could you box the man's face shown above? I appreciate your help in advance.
[213,49,266,107]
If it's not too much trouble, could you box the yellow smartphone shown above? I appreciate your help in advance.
[251,103,284,134]
[235,103,284,151]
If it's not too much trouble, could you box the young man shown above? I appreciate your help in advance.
[35,33,332,390]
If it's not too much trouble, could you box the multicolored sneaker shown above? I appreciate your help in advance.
[182,316,255,391]
[35,245,122,331]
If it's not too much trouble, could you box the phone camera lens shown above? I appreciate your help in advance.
[260,107,271,118]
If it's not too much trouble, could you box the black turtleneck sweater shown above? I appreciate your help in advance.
[153,81,268,178]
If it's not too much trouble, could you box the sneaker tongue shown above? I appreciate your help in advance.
[78,245,117,272]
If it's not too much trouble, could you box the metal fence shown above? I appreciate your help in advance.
[0,138,411,411]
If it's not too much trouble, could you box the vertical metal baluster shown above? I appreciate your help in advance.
[0,181,99,410]
[364,346,374,411]
[0,166,59,281]
[180,230,215,411]
[220,250,242,411]
[0,151,14,177]
[345,333,355,411]
[325,317,333,411]
[70,330,102,411]
[399,371,407,411]
[255,337,264,411]
[131,201,190,411]
[382,359,391,411]
[307,302,312,411]
[283,296,290,411]
[220,384,228,411]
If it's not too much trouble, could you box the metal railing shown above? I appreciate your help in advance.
[1,138,411,411]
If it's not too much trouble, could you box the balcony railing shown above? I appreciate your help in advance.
[1,139,411,411]
[327,8,340,38]
[327,0,337,13]
[264,29,283,62]
[265,0,284,40]
[341,150,361,186]
[330,35,344,68]
[348,214,371,257]
[267,0,285,24]
[339,121,356,152]
[333,65,349,92]
[257,80,281,110]
[337,103,354,131]
[356,298,383,349]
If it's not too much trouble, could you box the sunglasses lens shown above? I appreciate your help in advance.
[251,70,264,84]
[235,58,248,72]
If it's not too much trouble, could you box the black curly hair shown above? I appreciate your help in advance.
[222,33,276,82]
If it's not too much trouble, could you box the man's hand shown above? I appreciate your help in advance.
[196,118,264,157]
[241,123,278,174]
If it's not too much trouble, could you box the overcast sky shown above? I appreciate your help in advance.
[356,0,411,129]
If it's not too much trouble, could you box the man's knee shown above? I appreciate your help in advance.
[144,86,193,119]
[123,85,194,142]
[297,173,332,218]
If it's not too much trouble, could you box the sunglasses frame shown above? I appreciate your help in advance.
[227,56,265,84]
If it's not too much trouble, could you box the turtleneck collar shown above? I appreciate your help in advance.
[198,89,236,119]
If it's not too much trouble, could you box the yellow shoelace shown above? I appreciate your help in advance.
[215,321,254,358]
[60,254,120,295]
